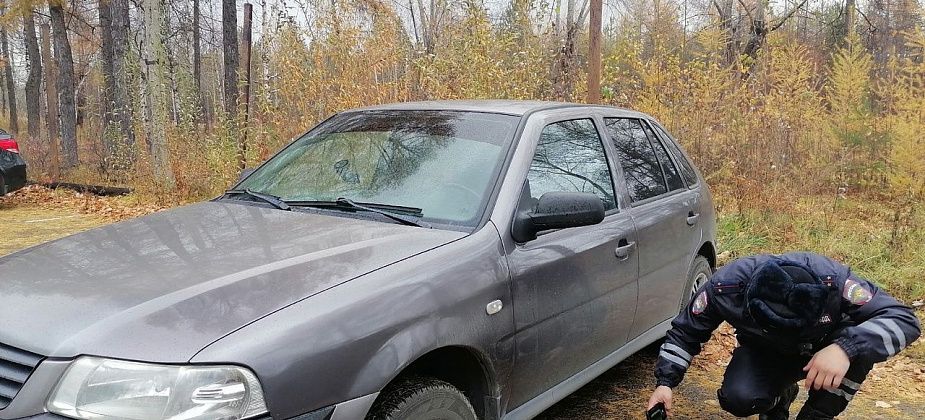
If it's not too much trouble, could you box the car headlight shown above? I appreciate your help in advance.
[46,356,268,420]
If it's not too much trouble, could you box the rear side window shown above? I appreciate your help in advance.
[604,118,666,202]
[651,123,698,187]
[525,119,617,211]
[642,123,684,191]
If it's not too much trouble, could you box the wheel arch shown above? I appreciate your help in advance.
[696,241,717,271]
[370,345,499,420]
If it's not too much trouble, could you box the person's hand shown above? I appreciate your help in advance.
[647,385,673,416]
[803,343,851,390]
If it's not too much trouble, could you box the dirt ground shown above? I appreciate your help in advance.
[2,187,924,419]
[536,335,925,419]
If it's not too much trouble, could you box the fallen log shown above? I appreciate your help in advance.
[41,182,132,196]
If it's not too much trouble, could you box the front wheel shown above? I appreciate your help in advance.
[367,377,477,420]
[680,255,712,311]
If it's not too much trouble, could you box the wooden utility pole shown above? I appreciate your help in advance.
[587,0,602,104]
[40,24,60,179]
[238,3,253,171]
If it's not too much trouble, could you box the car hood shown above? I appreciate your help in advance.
[0,201,464,362]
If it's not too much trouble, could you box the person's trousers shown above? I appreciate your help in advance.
[716,345,873,418]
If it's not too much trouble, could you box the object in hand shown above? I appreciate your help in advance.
[647,402,668,420]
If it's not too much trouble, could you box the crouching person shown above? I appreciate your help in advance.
[646,252,920,419]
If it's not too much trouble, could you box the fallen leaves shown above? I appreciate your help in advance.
[2,185,169,222]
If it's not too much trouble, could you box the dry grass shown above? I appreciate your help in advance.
[0,185,169,257]
[0,201,108,256]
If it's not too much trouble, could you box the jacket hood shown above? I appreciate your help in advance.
[0,201,463,362]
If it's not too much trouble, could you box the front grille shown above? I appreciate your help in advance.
[0,342,43,409]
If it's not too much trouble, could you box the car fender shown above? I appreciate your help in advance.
[191,224,515,419]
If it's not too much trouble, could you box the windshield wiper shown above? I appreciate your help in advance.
[224,189,291,211]
[289,198,429,228]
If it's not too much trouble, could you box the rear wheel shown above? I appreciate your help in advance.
[0,173,7,196]
[680,255,712,310]
[367,377,477,420]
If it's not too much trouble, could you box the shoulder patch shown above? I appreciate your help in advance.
[844,278,873,305]
[692,291,709,315]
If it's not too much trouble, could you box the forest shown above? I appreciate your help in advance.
[0,0,923,296]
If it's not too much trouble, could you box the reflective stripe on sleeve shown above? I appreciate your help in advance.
[662,342,693,363]
[878,318,908,350]
[826,387,855,402]
[859,320,897,356]
[841,378,862,392]
[659,350,690,369]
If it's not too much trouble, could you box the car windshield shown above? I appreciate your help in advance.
[236,110,520,228]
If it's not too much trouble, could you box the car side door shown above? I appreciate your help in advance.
[602,117,700,339]
[504,116,639,409]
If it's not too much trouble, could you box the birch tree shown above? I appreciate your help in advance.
[143,0,176,187]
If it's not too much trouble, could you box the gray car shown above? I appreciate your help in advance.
[0,101,716,420]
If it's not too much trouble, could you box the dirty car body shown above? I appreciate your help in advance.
[0,101,716,420]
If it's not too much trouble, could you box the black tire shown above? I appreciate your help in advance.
[367,377,477,420]
[0,173,6,197]
[679,255,712,311]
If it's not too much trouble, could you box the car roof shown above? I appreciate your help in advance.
[351,100,644,117]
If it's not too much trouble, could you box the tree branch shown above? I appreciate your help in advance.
[711,0,724,17]
[736,0,755,27]
[769,0,808,32]
[856,8,876,32]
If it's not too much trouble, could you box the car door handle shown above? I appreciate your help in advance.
[615,240,636,260]
[686,212,700,226]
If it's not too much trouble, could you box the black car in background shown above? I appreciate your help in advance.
[0,128,26,196]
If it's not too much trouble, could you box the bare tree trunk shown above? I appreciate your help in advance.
[49,1,78,168]
[844,0,856,41]
[143,0,176,188]
[193,0,204,121]
[552,0,589,101]
[40,23,61,178]
[742,0,768,61]
[222,0,238,119]
[716,0,736,65]
[0,73,6,114]
[0,5,20,134]
[111,0,134,160]
[99,0,116,141]
[238,3,253,171]
[23,10,42,140]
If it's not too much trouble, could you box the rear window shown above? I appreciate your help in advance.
[605,118,667,202]
[651,123,698,187]
[643,123,684,192]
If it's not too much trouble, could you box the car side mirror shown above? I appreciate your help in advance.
[236,168,255,183]
[512,192,606,243]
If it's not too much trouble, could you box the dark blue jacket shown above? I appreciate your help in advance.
[655,252,921,388]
